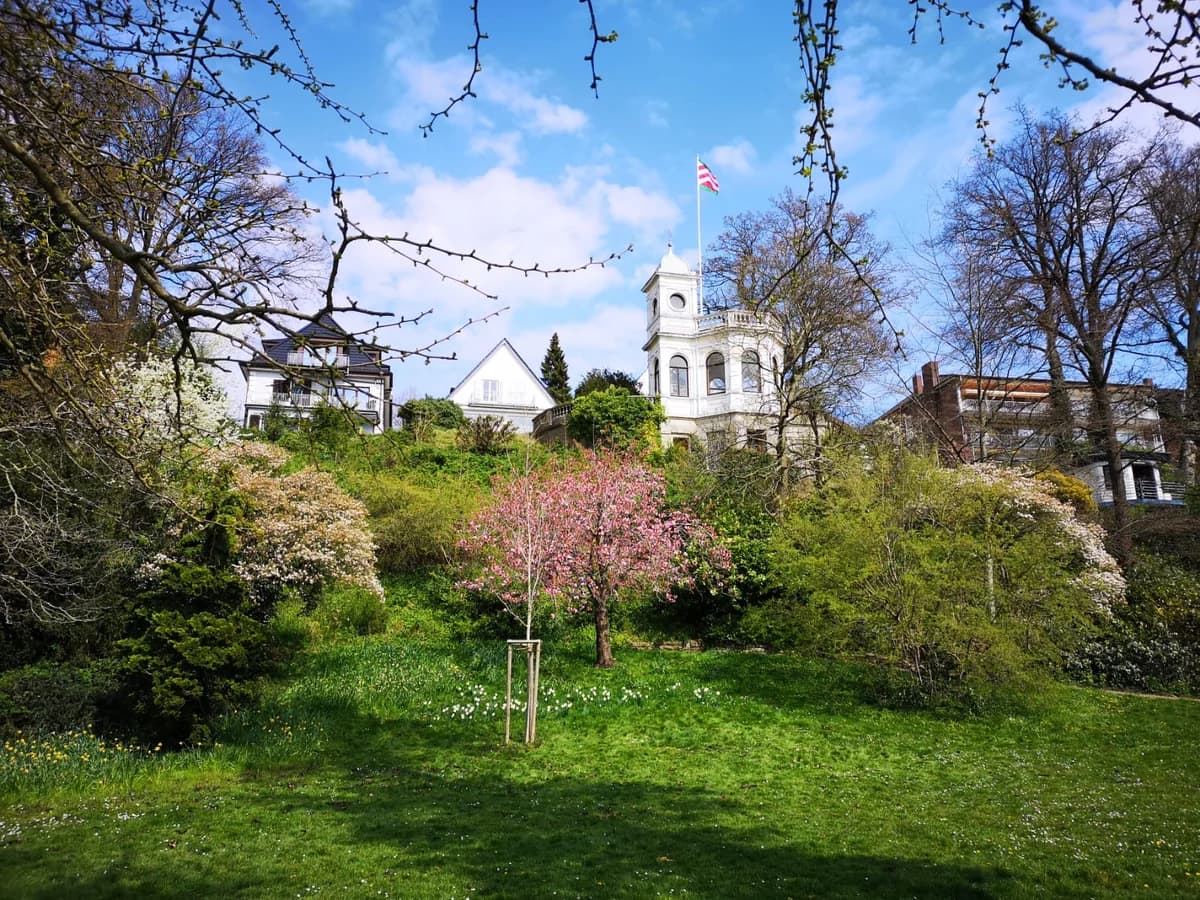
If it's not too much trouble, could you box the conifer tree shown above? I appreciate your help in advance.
[540,333,572,404]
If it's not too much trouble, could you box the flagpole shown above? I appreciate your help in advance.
[696,154,703,313]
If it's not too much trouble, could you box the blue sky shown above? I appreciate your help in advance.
[228,0,1189,418]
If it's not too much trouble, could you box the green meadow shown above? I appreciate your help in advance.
[3,632,1199,899]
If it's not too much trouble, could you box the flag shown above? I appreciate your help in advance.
[697,159,719,194]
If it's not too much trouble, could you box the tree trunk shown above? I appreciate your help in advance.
[1184,316,1200,484]
[592,594,614,668]
[1093,385,1134,565]
[1043,327,1075,459]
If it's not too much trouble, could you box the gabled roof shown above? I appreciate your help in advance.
[241,313,389,377]
[448,338,555,407]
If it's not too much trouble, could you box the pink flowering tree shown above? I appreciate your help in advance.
[459,450,730,667]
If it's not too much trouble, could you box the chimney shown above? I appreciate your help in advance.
[912,373,924,395]
[921,360,940,391]
[1143,377,1154,388]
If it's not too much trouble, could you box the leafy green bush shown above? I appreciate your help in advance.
[456,415,517,453]
[567,386,665,450]
[1064,554,1200,694]
[399,396,467,430]
[355,473,479,574]
[312,583,388,639]
[1033,468,1098,515]
[765,444,1123,704]
[115,562,269,745]
[0,661,119,736]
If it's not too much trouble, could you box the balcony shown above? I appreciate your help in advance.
[697,309,770,334]
[272,391,313,407]
[286,350,350,368]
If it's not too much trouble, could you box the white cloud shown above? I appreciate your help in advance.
[822,75,885,157]
[645,98,670,128]
[513,304,649,388]
[468,130,523,167]
[389,55,587,137]
[707,139,756,175]
[481,69,588,134]
[337,138,401,174]
[381,0,441,61]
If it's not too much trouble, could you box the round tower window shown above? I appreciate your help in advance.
[668,293,686,311]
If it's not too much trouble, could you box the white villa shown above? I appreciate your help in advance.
[638,244,822,453]
[240,313,393,433]
[531,244,826,453]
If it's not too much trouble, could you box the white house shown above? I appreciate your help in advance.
[448,339,556,433]
[640,244,821,453]
[241,313,393,433]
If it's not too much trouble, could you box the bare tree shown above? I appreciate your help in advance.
[1142,141,1200,485]
[706,189,894,487]
[943,111,1163,562]
[912,238,1043,462]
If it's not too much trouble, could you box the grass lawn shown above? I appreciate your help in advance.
[2,637,1199,898]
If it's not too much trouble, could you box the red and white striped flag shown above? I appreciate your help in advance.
[697,159,720,194]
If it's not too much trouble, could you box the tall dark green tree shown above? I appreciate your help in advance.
[540,333,571,404]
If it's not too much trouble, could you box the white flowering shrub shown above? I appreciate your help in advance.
[108,354,236,451]
[203,442,384,603]
[949,464,1125,615]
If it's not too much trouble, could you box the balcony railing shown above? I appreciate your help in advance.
[1134,477,1160,500]
[269,392,381,415]
[272,391,313,407]
[1160,481,1185,498]
[697,310,769,333]
[286,351,350,368]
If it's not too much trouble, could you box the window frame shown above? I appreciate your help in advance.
[669,355,689,397]
[742,350,761,393]
[706,352,726,395]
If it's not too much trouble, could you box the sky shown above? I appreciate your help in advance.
[221,0,1193,420]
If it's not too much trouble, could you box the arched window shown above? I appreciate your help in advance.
[742,350,761,393]
[652,357,661,396]
[706,352,726,394]
[669,355,689,397]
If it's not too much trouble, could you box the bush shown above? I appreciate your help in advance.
[115,562,270,745]
[567,386,664,450]
[767,444,1123,703]
[0,661,118,736]
[1033,468,1098,516]
[456,415,517,453]
[312,583,388,639]
[355,473,479,574]
[399,396,467,430]
[1064,553,1200,694]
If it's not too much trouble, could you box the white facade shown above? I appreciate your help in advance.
[449,339,556,433]
[641,246,817,453]
[241,314,392,434]
[243,369,387,429]
[1072,458,1177,504]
